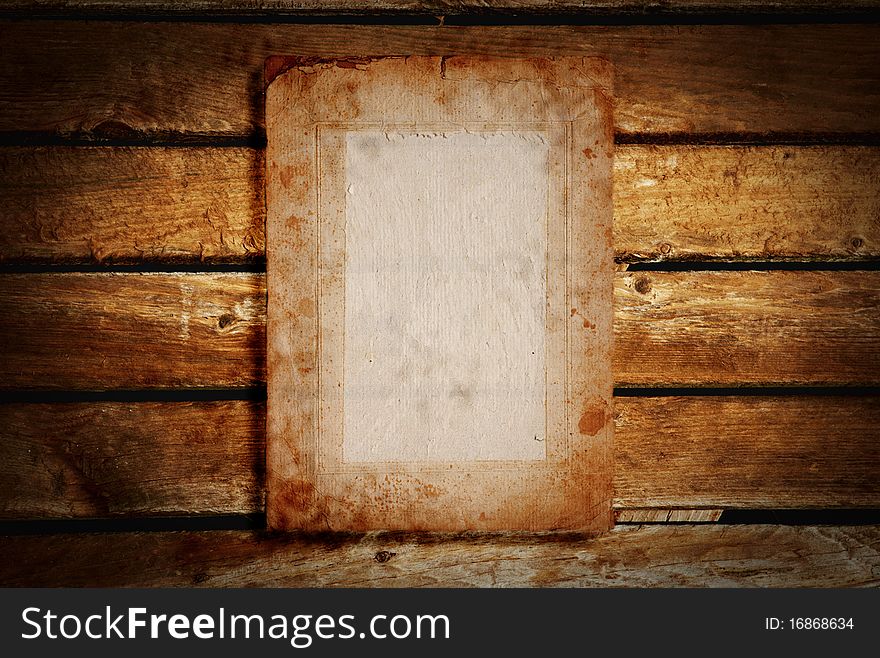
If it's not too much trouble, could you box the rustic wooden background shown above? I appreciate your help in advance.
[0,0,878,587]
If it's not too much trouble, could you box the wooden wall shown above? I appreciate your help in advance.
[0,1,878,587]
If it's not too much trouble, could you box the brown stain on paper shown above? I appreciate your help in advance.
[578,403,609,436]
[295,297,315,318]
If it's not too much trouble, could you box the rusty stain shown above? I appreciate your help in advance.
[286,480,316,513]
[578,405,609,436]
[417,483,443,498]
[582,147,597,159]
[296,297,315,318]
[570,306,595,329]
[279,162,309,189]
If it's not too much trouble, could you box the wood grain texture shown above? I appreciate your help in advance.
[0,147,264,263]
[0,273,266,390]
[615,396,880,509]
[1,396,875,518]
[0,401,264,518]
[2,145,878,263]
[1,22,878,138]
[615,270,880,386]
[0,525,877,587]
[3,1,879,16]
[615,146,880,262]
[614,509,723,522]
[1,271,877,389]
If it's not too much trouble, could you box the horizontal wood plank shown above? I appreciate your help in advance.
[0,401,263,518]
[615,395,880,509]
[1,396,875,518]
[3,1,879,17]
[615,270,880,386]
[1,22,878,137]
[0,146,264,263]
[0,525,877,586]
[1,271,876,389]
[615,146,880,262]
[0,273,266,389]
[2,145,878,263]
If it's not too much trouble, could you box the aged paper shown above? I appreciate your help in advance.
[343,130,548,463]
[266,56,614,531]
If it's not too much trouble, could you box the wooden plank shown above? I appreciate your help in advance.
[0,401,263,518]
[0,525,876,586]
[2,145,878,264]
[0,146,264,263]
[614,509,723,523]
[3,1,879,17]
[0,273,266,390]
[615,270,880,387]
[615,396,880,509]
[614,146,880,263]
[1,271,877,389]
[1,396,875,518]
[1,22,878,138]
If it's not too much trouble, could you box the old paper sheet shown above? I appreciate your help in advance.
[266,56,614,531]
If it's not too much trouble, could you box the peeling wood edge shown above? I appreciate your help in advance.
[264,55,398,87]
[614,509,724,523]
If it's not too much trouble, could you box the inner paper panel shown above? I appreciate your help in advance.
[342,130,549,462]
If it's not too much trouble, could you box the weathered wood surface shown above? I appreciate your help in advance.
[0,401,264,518]
[3,1,879,17]
[1,22,878,138]
[0,273,266,390]
[1,271,876,389]
[0,147,264,263]
[614,509,723,523]
[2,145,877,263]
[0,525,877,587]
[615,395,880,509]
[1,396,875,518]
[616,270,880,387]
[615,146,880,262]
